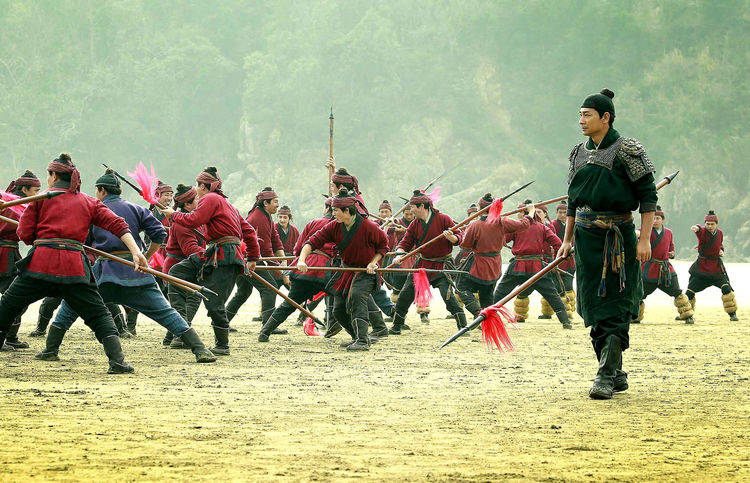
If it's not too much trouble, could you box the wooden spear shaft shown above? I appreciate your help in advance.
[0,213,214,300]
[0,190,65,208]
[254,265,468,275]
[246,270,324,325]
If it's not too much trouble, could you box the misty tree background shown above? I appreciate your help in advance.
[1,0,747,259]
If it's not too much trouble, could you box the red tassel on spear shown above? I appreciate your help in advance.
[413,268,432,310]
[126,162,159,205]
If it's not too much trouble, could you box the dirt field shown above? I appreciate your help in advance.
[1,262,748,481]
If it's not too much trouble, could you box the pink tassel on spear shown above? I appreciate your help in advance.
[479,305,517,351]
[425,186,441,204]
[126,162,159,205]
[303,317,320,336]
[413,268,432,310]
[486,198,504,224]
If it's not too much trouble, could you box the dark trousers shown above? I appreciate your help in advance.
[643,274,682,298]
[590,316,630,355]
[494,272,567,314]
[0,274,118,346]
[225,270,278,323]
[394,273,463,318]
[38,296,63,327]
[457,277,496,317]
[265,279,325,331]
[168,258,240,337]
[686,272,732,297]
[554,272,575,292]
[371,286,395,316]
[0,276,26,341]
[332,273,378,333]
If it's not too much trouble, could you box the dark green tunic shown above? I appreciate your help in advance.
[566,128,658,330]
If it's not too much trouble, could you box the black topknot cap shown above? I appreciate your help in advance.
[105,168,115,175]
[708,210,715,215]
[56,153,72,164]
[600,88,615,99]
[262,186,273,191]
[335,168,349,175]
[482,193,493,202]
[412,189,423,197]
[22,169,36,177]
[203,166,218,175]
[382,199,389,203]
[524,199,533,204]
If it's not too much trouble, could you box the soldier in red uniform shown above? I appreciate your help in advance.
[389,189,467,334]
[542,201,576,319]
[225,187,288,332]
[494,200,572,329]
[161,166,261,355]
[0,154,145,373]
[259,199,337,341]
[297,189,388,351]
[276,205,299,256]
[635,206,694,324]
[162,184,205,347]
[331,168,369,217]
[456,194,534,317]
[0,170,41,350]
[686,210,738,321]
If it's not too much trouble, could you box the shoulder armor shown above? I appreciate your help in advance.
[566,143,584,185]
[618,137,655,182]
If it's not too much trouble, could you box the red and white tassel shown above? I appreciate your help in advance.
[127,162,159,205]
[425,186,442,204]
[0,191,26,217]
[479,305,517,351]
[486,198,504,224]
[413,268,432,310]
[303,317,320,336]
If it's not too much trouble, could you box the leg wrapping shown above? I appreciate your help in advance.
[540,298,554,316]
[514,296,529,320]
[722,291,737,314]
[674,293,694,319]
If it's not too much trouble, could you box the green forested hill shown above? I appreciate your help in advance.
[1,1,747,259]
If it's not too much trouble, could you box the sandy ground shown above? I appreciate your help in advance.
[0,261,748,481]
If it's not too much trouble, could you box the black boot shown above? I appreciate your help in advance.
[337,318,357,347]
[265,308,287,334]
[4,319,29,349]
[101,335,134,374]
[179,328,217,363]
[258,315,283,342]
[295,312,305,327]
[557,310,573,329]
[454,312,467,330]
[210,324,230,356]
[347,318,370,351]
[368,310,389,338]
[389,312,406,335]
[324,321,342,338]
[163,331,175,347]
[589,336,622,399]
[126,309,138,336]
[613,358,628,392]
[419,312,429,324]
[29,315,51,337]
[35,325,67,361]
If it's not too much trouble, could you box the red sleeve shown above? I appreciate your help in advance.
[505,231,516,244]
[308,220,337,251]
[289,225,300,248]
[16,202,38,244]
[500,215,533,234]
[91,199,130,237]
[240,217,261,261]
[270,223,284,253]
[543,224,562,252]
[372,223,388,257]
[459,222,478,251]
[177,226,203,257]
[294,224,311,256]
[444,215,462,245]
[397,220,417,251]
[171,195,217,228]
[669,232,675,254]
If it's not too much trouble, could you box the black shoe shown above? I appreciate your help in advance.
[613,370,629,392]
[516,318,525,323]
[402,323,411,330]
[102,334,134,374]
[324,322,342,338]
[729,314,739,322]
[346,341,370,351]
[685,316,695,325]
[370,327,389,338]
[419,313,429,324]
[258,333,270,342]
[169,337,189,349]
[272,328,288,335]
[28,328,47,338]
[119,330,133,339]
[4,338,29,349]
[347,319,370,351]
[252,316,262,322]
[210,346,231,356]
[339,339,355,348]
[228,325,238,333]
[588,336,621,400]
[108,361,135,374]
[538,315,552,320]
[674,316,681,321]
[454,312,467,330]
[35,350,59,361]
[1,342,15,352]
[35,325,66,361]
[388,325,402,335]
[562,322,573,329]
[179,328,217,363]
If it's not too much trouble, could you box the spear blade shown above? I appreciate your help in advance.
[500,180,535,202]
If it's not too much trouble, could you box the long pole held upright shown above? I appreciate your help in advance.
[328,107,335,196]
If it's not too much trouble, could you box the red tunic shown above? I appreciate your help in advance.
[505,221,561,274]
[164,218,206,274]
[17,188,129,283]
[692,226,724,275]
[397,210,462,280]
[641,227,676,282]
[307,215,388,293]
[0,206,21,276]
[171,192,260,263]
[277,222,299,256]
[247,207,283,257]
[548,219,575,271]
[291,216,337,283]
[460,215,533,283]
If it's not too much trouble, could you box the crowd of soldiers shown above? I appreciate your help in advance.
[0,88,740,399]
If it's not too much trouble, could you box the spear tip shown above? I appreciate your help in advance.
[664,170,679,183]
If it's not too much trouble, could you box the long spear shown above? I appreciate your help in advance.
[440,170,680,349]
[0,213,215,300]
[0,190,65,209]
[247,270,324,326]
[386,181,536,268]
[255,265,470,275]
[328,107,335,196]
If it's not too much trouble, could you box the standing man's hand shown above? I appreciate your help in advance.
[636,238,651,262]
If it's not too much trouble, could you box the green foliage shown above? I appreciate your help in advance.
[0,0,747,258]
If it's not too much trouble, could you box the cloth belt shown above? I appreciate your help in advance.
[207,236,241,247]
[166,252,186,260]
[33,238,84,252]
[96,250,132,263]
[649,258,672,286]
[0,240,19,249]
[513,254,544,261]
[575,210,633,297]
[476,251,501,257]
